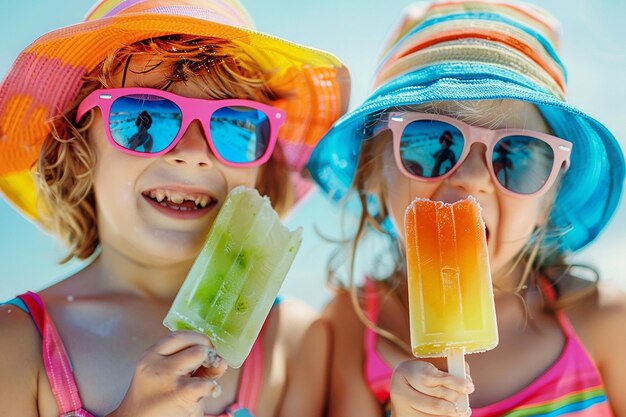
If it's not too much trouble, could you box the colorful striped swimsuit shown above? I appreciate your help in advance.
[363,280,614,416]
[3,291,265,417]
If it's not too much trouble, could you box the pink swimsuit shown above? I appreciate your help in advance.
[6,292,264,417]
[363,279,614,416]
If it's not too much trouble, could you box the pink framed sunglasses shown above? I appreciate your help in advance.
[382,112,573,197]
[76,87,286,167]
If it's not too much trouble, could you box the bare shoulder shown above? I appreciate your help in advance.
[276,297,318,326]
[566,281,626,357]
[0,303,44,416]
[322,291,382,417]
[323,286,375,344]
[273,299,331,417]
[272,298,320,354]
[322,289,368,356]
[565,281,626,413]
[0,303,43,383]
[323,289,353,316]
[322,289,363,327]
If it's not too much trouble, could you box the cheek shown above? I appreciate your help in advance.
[502,194,548,234]
[493,195,548,265]
[220,164,260,191]
[90,125,146,228]
[93,155,135,231]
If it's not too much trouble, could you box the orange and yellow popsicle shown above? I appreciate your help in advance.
[405,196,498,411]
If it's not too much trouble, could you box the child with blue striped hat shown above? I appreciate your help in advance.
[308,0,626,415]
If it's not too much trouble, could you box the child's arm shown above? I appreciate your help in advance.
[276,299,330,417]
[571,283,626,416]
[0,305,45,416]
[323,293,384,417]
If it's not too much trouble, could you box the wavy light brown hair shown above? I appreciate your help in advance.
[36,35,293,263]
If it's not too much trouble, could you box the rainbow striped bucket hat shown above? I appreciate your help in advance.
[0,0,350,222]
[308,0,624,253]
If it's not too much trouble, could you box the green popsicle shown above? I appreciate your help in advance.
[163,186,302,368]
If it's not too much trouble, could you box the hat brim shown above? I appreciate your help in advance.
[0,12,350,221]
[308,65,624,253]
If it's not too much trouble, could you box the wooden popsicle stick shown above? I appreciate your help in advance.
[447,347,469,414]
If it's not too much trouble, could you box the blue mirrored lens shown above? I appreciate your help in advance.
[399,120,464,178]
[210,106,270,163]
[493,136,554,194]
[109,94,182,153]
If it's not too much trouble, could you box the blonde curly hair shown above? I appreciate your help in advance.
[36,35,293,263]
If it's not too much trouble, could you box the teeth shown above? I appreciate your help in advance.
[168,191,185,204]
[147,188,213,208]
[148,190,166,202]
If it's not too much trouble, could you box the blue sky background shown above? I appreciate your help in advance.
[1,0,625,308]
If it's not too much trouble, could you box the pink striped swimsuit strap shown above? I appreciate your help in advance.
[363,278,394,403]
[18,292,93,417]
[537,277,578,338]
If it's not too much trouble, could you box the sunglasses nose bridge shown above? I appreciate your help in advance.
[443,144,495,198]
[462,127,502,168]
[184,105,219,151]
[176,108,214,148]
[166,119,216,166]
[465,125,496,148]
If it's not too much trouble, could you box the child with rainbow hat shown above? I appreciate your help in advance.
[0,0,349,416]
[308,0,626,415]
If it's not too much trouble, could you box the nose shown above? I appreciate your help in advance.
[446,143,494,195]
[164,120,214,168]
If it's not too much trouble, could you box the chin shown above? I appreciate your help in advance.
[149,236,205,263]
[112,230,204,266]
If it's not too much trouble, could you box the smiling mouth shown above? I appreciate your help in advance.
[142,189,217,211]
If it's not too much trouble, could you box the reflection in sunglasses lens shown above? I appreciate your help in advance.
[110,95,182,153]
[397,119,557,195]
[400,120,464,178]
[210,106,270,163]
[493,136,554,194]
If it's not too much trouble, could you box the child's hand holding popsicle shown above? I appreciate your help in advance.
[389,359,474,417]
[108,331,226,417]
